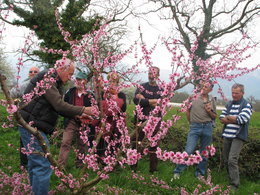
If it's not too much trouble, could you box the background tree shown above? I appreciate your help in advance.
[138,0,260,84]
[170,91,189,103]
[0,1,259,194]
[0,0,102,66]
[0,0,133,68]
[0,45,14,88]
[122,86,135,104]
[247,95,260,111]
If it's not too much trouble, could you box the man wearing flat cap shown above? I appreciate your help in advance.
[58,71,95,168]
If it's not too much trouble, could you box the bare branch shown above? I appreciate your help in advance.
[167,0,191,51]
[210,0,260,39]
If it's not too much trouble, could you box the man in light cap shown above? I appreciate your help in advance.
[58,71,95,168]
[19,58,96,195]
[10,66,40,98]
[10,66,40,169]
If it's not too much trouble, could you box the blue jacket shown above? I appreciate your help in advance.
[222,98,251,141]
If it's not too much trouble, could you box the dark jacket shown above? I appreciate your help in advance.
[63,87,94,128]
[133,82,161,120]
[20,70,84,134]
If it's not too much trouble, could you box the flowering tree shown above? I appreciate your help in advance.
[0,2,260,195]
[0,46,14,87]
[0,0,133,66]
[135,0,260,93]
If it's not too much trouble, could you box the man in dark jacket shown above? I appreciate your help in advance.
[219,83,252,191]
[58,71,95,168]
[19,58,95,195]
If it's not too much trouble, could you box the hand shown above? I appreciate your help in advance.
[78,114,97,124]
[220,117,229,124]
[149,99,158,107]
[83,106,93,116]
[204,102,212,113]
[83,106,100,118]
[220,116,237,124]
[105,91,118,99]
[136,94,145,99]
[109,86,118,95]
[226,115,237,123]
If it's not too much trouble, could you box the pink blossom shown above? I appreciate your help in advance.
[6,104,17,114]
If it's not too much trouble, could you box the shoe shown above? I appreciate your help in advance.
[149,169,158,174]
[130,164,137,172]
[230,185,238,194]
[195,173,204,179]
[75,163,84,168]
[173,173,180,180]
[174,173,180,179]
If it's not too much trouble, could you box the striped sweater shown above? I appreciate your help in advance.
[220,101,252,139]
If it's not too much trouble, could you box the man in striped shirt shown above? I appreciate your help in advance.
[220,83,252,191]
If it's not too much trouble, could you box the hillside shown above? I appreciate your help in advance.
[136,69,260,100]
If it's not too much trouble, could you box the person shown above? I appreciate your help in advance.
[10,66,39,168]
[10,66,40,98]
[132,66,162,173]
[173,81,217,179]
[96,72,127,159]
[18,58,96,195]
[58,71,95,168]
[219,83,252,190]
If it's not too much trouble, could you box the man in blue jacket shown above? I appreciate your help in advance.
[220,83,252,191]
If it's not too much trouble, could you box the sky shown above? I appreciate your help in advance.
[1,8,175,82]
[1,1,260,99]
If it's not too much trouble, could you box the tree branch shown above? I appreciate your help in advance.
[210,0,260,39]
[167,0,191,52]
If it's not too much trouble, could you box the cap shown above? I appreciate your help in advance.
[75,71,88,79]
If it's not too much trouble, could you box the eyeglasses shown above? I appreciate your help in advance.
[29,71,38,73]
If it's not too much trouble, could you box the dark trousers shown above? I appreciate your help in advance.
[131,122,159,173]
[223,138,244,188]
[96,131,121,159]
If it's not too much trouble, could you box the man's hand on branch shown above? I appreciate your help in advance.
[83,106,95,116]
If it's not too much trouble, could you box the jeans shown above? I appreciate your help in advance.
[20,136,28,168]
[19,126,52,195]
[174,122,213,176]
[223,138,244,188]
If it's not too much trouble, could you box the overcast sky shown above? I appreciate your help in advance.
[1,1,260,97]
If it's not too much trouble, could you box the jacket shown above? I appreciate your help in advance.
[20,70,84,134]
[222,98,251,141]
[63,87,94,128]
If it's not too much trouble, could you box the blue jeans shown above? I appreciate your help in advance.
[19,126,52,195]
[174,122,213,176]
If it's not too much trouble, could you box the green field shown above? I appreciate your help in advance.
[0,103,259,194]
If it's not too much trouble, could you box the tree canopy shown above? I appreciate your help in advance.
[0,45,14,87]
[2,0,101,66]
[141,0,260,75]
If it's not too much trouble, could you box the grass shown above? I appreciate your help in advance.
[0,102,259,194]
